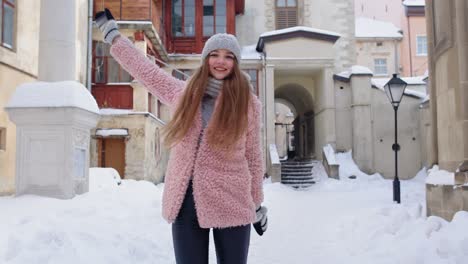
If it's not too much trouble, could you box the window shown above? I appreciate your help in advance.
[203,0,227,36]
[172,0,196,37]
[374,58,387,75]
[0,127,6,150]
[276,0,297,29]
[93,41,132,83]
[244,69,259,95]
[416,35,427,56]
[172,69,193,80]
[1,0,15,49]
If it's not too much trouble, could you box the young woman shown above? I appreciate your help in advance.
[95,9,268,264]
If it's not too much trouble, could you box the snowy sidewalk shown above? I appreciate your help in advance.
[1,160,468,263]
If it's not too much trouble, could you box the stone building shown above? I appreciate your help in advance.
[424,0,468,220]
[354,0,428,77]
[0,0,90,195]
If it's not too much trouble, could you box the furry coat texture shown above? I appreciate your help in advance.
[110,36,265,228]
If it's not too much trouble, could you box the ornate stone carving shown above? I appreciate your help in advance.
[73,128,89,148]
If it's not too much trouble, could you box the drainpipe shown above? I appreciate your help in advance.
[407,16,414,76]
[87,0,94,91]
[394,39,399,74]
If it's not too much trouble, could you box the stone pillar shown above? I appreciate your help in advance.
[38,0,78,81]
[455,0,468,165]
[265,65,277,177]
[314,67,337,160]
[5,82,100,199]
[350,73,374,173]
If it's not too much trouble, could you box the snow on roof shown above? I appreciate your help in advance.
[95,128,128,137]
[260,26,341,38]
[6,81,99,114]
[355,17,403,39]
[241,44,261,60]
[371,77,427,99]
[402,0,425,7]
[336,65,373,79]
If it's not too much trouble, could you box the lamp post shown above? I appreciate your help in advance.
[384,73,407,204]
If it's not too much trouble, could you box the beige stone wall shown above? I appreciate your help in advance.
[356,39,400,77]
[371,89,423,179]
[0,66,36,195]
[0,0,41,195]
[235,0,267,46]
[0,0,40,76]
[424,0,468,220]
[334,80,352,152]
[90,113,168,183]
[419,102,436,168]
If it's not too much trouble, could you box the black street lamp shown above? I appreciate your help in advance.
[384,73,407,204]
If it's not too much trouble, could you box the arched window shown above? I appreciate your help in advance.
[276,0,297,29]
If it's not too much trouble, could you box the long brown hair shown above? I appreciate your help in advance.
[163,58,251,149]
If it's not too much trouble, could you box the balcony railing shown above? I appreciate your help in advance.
[94,0,165,39]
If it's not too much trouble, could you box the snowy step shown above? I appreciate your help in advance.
[281,167,312,172]
[282,179,316,185]
[281,171,312,176]
[282,164,314,169]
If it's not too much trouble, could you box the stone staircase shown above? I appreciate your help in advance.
[280,159,317,188]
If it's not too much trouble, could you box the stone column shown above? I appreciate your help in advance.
[265,65,278,179]
[38,0,78,81]
[5,1,100,199]
[455,0,468,165]
[350,73,374,173]
[314,67,337,160]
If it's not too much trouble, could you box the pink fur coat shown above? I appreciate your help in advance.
[110,36,264,228]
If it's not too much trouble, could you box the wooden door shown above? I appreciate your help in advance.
[98,138,126,179]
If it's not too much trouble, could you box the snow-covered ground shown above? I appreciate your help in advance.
[1,153,467,264]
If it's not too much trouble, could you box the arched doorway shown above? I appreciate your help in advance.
[275,84,315,160]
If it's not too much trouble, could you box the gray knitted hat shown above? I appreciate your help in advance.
[201,33,241,61]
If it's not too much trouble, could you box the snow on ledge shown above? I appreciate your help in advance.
[241,45,261,60]
[96,129,128,137]
[6,81,99,114]
[403,0,425,7]
[336,65,373,79]
[260,26,341,38]
[269,144,280,165]
[323,144,337,165]
[426,165,455,185]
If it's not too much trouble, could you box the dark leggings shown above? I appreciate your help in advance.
[172,182,251,264]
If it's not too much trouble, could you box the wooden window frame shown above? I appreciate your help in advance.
[92,41,133,84]
[1,0,15,49]
[172,0,196,37]
[275,0,298,30]
[203,0,227,37]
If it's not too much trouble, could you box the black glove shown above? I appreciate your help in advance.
[95,8,120,44]
[253,206,268,236]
